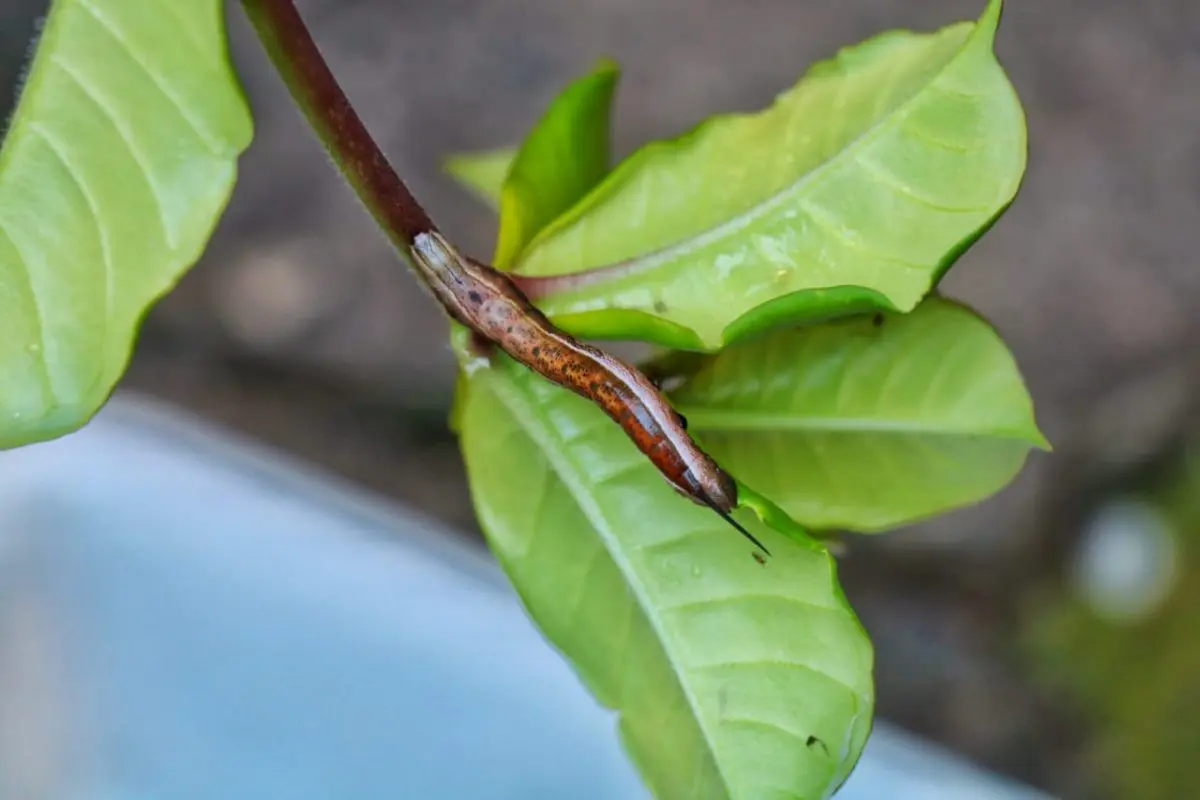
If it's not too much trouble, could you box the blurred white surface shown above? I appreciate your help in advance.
[0,395,1054,800]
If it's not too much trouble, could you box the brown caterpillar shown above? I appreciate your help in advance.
[412,232,768,555]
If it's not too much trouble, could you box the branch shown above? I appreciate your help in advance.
[241,0,436,250]
[243,0,627,307]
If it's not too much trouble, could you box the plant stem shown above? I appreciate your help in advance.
[240,0,625,303]
[241,0,436,251]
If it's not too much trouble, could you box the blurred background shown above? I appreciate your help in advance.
[2,1,1199,798]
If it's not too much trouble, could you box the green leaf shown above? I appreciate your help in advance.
[670,298,1047,532]
[0,0,252,449]
[455,330,873,800]
[443,147,515,210]
[513,0,1024,350]
[737,481,814,545]
[492,59,619,268]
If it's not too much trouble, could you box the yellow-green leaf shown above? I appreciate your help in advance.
[515,0,1024,351]
[0,0,252,448]
[455,327,873,799]
[671,298,1048,531]
[494,59,618,268]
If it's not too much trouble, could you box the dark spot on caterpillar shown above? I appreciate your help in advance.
[532,346,540,357]
[806,735,828,756]
[653,300,668,313]
[506,326,513,334]
[467,290,483,304]
[872,313,884,327]
[675,411,688,430]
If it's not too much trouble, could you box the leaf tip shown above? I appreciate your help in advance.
[588,55,622,80]
[735,482,815,547]
[976,0,1005,43]
[551,56,622,109]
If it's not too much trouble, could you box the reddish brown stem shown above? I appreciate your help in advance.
[241,0,436,249]
[240,0,620,302]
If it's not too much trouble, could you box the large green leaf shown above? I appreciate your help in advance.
[492,59,618,268]
[669,298,1048,532]
[511,0,1023,350]
[456,329,873,800]
[0,0,252,449]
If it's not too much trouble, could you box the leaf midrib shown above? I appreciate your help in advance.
[678,408,1041,443]
[518,19,978,290]
[481,366,734,797]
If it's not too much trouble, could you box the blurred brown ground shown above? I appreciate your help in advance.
[3,1,1200,798]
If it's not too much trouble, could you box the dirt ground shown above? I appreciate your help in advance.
[3,1,1200,798]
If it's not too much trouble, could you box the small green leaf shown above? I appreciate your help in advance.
[455,329,873,800]
[670,298,1048,532]
[0,0,252,449]
[443,147,515,210]
[737,481,814,545]
[493,59,619,268]
[513,0,1024,350]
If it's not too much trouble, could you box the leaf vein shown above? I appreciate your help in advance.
[720,717,813,750]
[799,198,926,271]
[664,593,840,617]
[561,542,607,631]
[516,464,554,562]
[0,221,56,405]
[902,119,979,153]
[636,527,709,554]
[76,0,222,153]
[51,56,175,249]
[922,331,978,404]
[157,3,215,69]
[697,659,864,702]
[590,454,649,487]
[27,123,112,365]
[855,153,992,213]
[612,595,640,706]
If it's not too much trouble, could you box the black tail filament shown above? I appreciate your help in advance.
[700,497,771,557]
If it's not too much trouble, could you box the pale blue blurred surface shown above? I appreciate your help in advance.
[0,396,1054,800]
